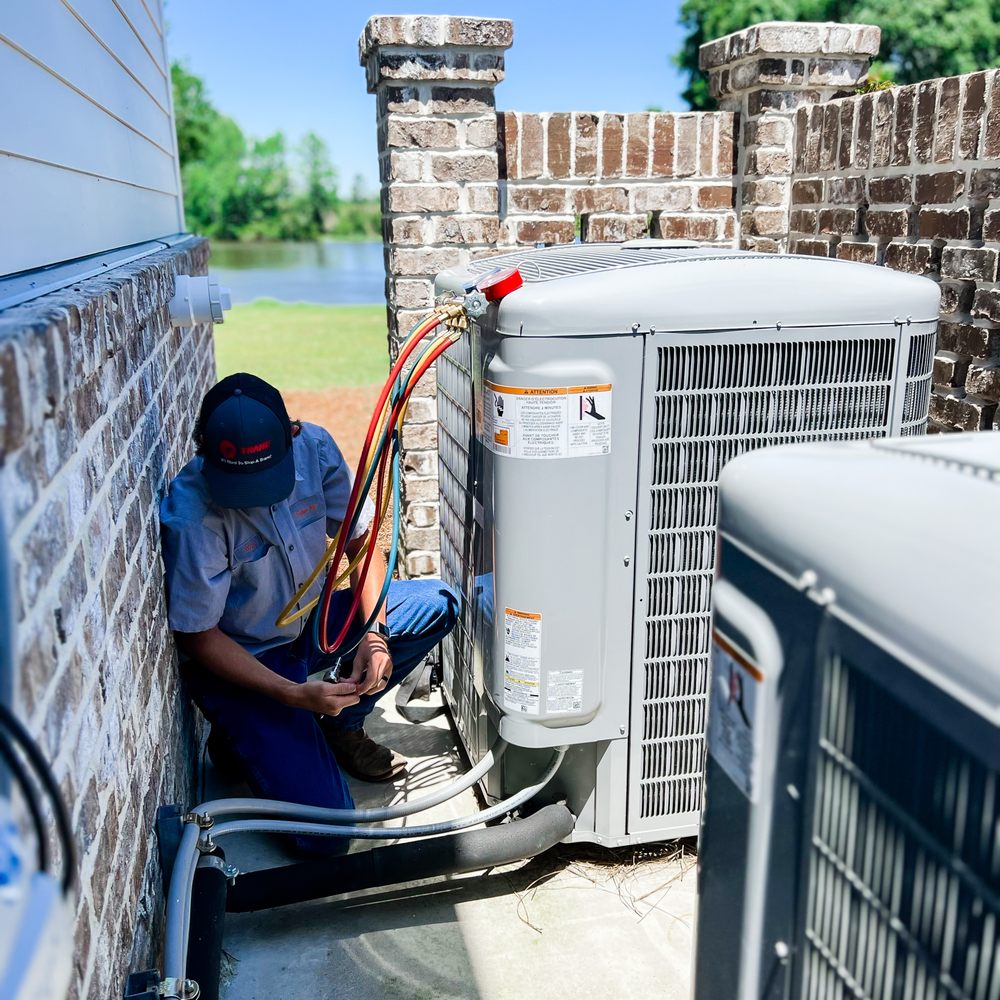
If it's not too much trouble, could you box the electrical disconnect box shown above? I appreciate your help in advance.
[434,242,939,846]
[695,432,999,1000]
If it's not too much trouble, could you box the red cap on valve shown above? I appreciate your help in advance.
[478,266,523,302]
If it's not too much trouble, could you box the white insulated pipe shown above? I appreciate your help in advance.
[163,739,519,980]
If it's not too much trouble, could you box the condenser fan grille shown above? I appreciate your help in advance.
[802,655,1000,1000]
[635,337,899,825]
[901,331,935,436]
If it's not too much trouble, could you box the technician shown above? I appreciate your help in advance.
[159,373,458,850]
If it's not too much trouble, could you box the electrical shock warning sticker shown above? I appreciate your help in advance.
[484,381,612,459]
[707,632,765,802]
[547,669,584,713]
[503,607,542,715]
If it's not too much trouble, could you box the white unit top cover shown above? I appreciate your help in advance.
[434,243,941,336]
[718,431,1000,724]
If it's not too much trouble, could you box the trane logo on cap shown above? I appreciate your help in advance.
[218,437,273,466]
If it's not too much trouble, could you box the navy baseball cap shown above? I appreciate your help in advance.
[197,373,295,508]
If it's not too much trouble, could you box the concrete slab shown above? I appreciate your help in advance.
[211,693,697,1000]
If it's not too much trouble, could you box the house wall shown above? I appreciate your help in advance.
[0,238,213,999]
[0,1,184,275]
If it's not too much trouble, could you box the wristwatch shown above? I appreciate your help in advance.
[368,621,391,642]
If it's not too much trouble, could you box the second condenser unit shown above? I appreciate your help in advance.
[434,242,938,846]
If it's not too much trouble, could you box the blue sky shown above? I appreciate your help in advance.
[164,1,690,196]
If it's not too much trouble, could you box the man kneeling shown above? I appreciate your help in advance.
[160,373,458,852]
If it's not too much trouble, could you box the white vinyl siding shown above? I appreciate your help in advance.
[0,0,184,276]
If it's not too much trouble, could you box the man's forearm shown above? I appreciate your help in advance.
[176,626,362,717]
[176,626,300,705]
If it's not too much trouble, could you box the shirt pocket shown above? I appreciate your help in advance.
[224,535,282,629]
[290,494,328,559]
[231,532,271,568]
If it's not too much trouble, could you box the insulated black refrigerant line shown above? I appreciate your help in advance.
[0,507,76,895]
[226,802,576,913]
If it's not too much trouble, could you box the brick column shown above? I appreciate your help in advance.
[359,15,512,576]
[700,21,880,252]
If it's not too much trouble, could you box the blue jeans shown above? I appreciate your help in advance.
[185,579,459,828]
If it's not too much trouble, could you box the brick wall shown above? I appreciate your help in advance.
[360,15,737,577]
[789,75,1000,431]
[700,21,881,252]
[499,111,735,245]
[0,239,214,999]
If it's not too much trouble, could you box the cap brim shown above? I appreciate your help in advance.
[203,448,296,509]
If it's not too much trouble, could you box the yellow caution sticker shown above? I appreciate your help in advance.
[484,380,612,459]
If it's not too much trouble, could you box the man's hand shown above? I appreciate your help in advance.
[288,679,361,717]
[344,632,393,697]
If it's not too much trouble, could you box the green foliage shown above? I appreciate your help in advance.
[855,76,893,93]
[329,200,382,241]
[676,0,1000,109]
[214,301,389,388]
[172,62,378,242]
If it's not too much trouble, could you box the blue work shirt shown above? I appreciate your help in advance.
[159,422,375,654]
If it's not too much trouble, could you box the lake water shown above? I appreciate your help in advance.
[210,241,385,305]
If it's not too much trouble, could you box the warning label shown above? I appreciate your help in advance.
[547,669,584,713]
[484,381,612,460]
[707,632,765,802]
[503,607,542,715]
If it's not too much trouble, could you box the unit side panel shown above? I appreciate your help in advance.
[438,330,491,765]
[628,328,904,839]
[481,333,644,752]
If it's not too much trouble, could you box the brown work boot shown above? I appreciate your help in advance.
[323,727,406,783]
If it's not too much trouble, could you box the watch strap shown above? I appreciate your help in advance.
[368,621,391,641]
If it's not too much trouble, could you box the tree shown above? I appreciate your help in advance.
[172,62,250,238]
[295,131,339,237]
[171,62,377,242]
[676,0,1000,109]
[349,173,368,203]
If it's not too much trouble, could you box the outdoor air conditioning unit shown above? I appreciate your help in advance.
[694,431,1000,1000]
[433,242,939,846]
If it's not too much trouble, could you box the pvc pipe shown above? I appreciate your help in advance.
[168,275,232,327]
[207,746,566,844]
[194,739,506,825]
[164,822,201,981]
[227,802,575,912]
[161,745,564,982]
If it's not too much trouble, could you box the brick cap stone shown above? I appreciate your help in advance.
[360,15,514,61]
[699,21,881,70]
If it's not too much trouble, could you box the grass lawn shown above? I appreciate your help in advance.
[214,299,389,389]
